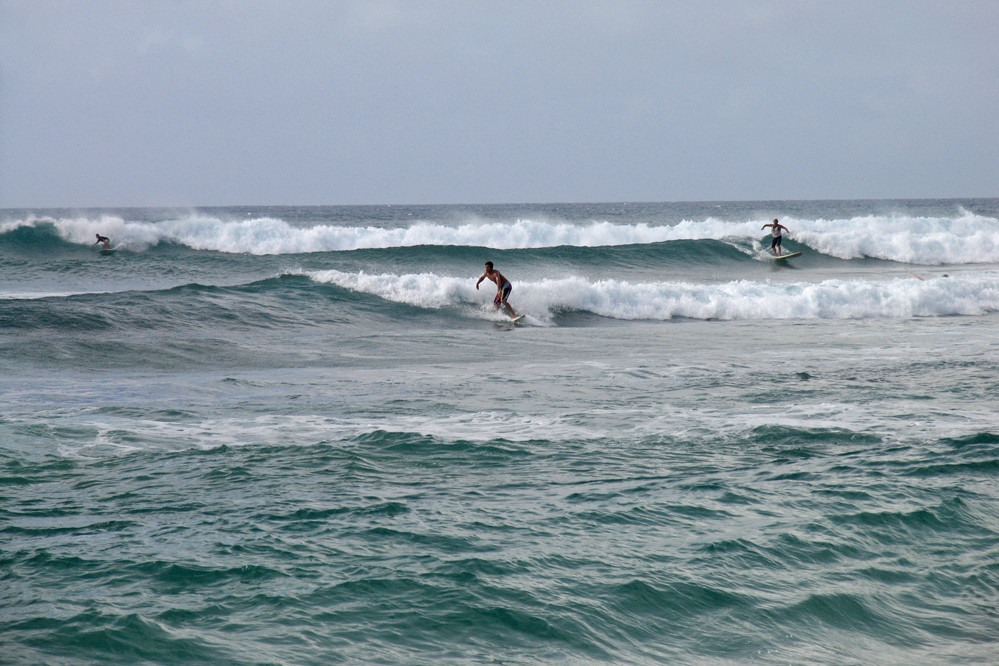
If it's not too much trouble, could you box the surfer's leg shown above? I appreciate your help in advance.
[499,284,516,317]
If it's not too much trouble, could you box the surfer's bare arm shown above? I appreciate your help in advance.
[475,273,486,289]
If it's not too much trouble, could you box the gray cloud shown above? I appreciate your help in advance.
[1,0,996,206]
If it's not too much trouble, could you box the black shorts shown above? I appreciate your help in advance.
[771,235,782,249]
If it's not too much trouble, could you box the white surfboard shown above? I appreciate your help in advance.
[773,251,802,260]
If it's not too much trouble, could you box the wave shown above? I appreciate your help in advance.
[6,268,998,329]
[4,209,999,264]
[786,209,999,264]
[306,269,999,323]
[0,276,328,332]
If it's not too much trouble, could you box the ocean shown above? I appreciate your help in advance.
[2,199,997,664]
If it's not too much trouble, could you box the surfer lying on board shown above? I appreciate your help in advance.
[93,234,111,249]
[475,261,519,319]
[761,219,789,256]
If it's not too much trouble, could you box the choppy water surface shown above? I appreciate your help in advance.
[2,200,998,663]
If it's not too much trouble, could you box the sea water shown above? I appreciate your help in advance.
[1,200,998,664]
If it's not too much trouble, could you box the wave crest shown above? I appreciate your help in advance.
[306,270,999,322]
[3,209,998,264]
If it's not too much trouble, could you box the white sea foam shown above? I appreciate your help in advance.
[48,412,605,456]
[11,213,750,253]
[0,290,111,300]
[787,210,999,264]
[7,209,999,264]
[307,269,999,322]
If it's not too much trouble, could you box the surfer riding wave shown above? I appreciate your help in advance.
[762,219,789,256]
[475,261,519,320]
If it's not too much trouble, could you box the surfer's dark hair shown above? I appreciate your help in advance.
[485,261,493,269]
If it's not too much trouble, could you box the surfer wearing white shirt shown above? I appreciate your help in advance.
[475,261,519,319]
[762,219,789,256]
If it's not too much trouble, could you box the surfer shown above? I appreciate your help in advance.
[93,234,111,249]
[475,261,519,319]
[762,219,789,256]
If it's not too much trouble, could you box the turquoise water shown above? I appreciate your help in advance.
[2,200,998,664]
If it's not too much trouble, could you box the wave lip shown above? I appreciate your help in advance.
[789,210,999,264]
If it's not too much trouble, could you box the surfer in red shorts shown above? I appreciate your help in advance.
[475,261,519,319]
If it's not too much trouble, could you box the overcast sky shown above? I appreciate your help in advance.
[1,1,996,207]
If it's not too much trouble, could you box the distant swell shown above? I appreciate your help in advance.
[3,208,999,263]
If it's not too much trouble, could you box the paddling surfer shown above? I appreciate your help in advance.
[761,219,789,256]
[93,234,111,249]
[475,261,519,319]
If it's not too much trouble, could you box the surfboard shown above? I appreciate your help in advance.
[511,315,525,324]
[99,248,115,255]
[773,251,802,260]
